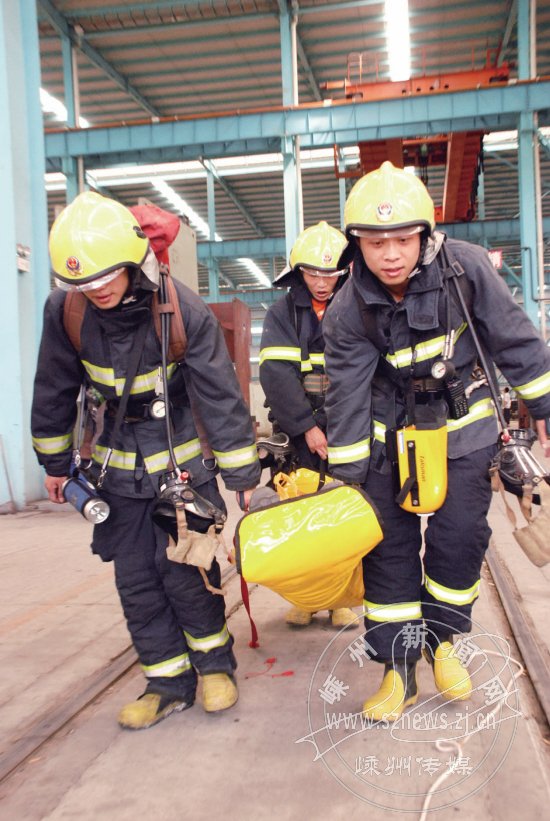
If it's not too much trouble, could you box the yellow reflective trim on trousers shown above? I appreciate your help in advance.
[212,444,259,469]
[425,574,480,605]
[447,397,494,431]
[82,360,176,397]
[385,324,467,369]
[32,433,73,455]
[144,438,202,474]
[515,369,550,400]
[184,624,230,652]
[142,653,192,678]
[363,599,423,622]
[93,445,136,471]
[328,438,370,464]
[259,346,301,366]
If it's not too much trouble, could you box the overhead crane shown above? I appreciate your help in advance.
[323,52,511,223]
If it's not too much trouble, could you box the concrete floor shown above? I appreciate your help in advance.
[0,475,549,820]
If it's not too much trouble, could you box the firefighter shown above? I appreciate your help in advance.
[259,221,357,629]
[31,192,260,729]
[323,162,550,721]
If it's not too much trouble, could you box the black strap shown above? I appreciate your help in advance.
[317,459,327,490]
[395,440,419,507]
[109,319,151,450]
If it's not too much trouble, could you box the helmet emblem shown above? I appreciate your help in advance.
[65,256,82,275]
[376,202,393,222]
[321,248,333,266]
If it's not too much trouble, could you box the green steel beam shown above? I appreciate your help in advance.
[196,218,550,261]
[38,0,161,119]
[202,289,279,306]
[44,80,550,170]
[442,217,550,243]
[198,238,286,260]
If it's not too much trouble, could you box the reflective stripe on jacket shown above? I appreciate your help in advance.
[324,238,550,484]
[31,282,260,496]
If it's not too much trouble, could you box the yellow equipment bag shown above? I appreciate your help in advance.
[273,466,331,499]
[234,483,383,612]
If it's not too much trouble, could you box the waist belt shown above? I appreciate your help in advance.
[107,396,189,423]
[412,377,445,393]
[303,372,329,395]
[106,400,149,422]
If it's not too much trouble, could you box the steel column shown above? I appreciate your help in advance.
[0,0,49,508]
[517,0,545,335]
[279,2,302,257]
[206,169,220,301]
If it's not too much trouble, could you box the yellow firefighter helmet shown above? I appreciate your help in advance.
[289,221,348,276]
[345,161,435,238]
[49,191,149,288]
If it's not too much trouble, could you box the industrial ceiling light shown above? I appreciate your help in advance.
[384,0,411,82]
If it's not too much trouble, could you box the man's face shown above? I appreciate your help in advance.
[302,270,340,302]
[358,233,421,300]
[84,269,130,309]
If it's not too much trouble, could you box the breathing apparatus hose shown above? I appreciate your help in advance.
[156,272,226,528]
[73,384,88,469]
[158,271,180,471]
[448,272,509,434]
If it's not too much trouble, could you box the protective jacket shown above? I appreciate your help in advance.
[324,237,550,484]
[259,280,334,437]
[32,280,260,497]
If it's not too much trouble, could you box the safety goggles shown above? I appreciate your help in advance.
[55,267,127,292]
[349,224,425,240]
[298,265,348,278]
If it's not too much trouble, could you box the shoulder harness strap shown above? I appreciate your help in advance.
[153,275,188,363]
[62,290,88,353]
[439,241,473,315]
[63,277,188,364]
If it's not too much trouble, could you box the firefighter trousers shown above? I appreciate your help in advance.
[361,443,497,662]
[91,480,236,698]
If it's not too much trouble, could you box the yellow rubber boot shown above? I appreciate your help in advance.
[118,692,193,730]
[285,606,313,627]
[430,641,472,701]
[202,674,238,713]
[330,608,358,629]
[362,662,418,722]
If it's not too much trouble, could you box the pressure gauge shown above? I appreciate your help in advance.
[431,359,455,381]
[149,397,166,420]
